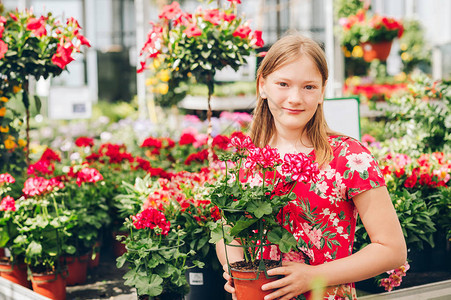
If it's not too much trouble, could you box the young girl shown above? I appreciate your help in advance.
[216,34,407,300]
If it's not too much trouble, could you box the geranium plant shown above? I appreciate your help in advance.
[0,6,91,163]
[116,207,199,298]
[208,134,320,269]
[339,9,404,46]
[137,0,263,159]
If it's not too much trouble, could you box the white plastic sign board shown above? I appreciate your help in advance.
[48,86,92,119]
[323,97,361,140]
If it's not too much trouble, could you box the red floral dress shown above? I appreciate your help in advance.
[267,135,386,300]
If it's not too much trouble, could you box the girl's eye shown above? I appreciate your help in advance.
[305,85,316,90]
[278,82,288,87]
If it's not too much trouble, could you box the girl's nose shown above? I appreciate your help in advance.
[287,89,302,105]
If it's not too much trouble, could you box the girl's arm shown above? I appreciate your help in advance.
[262,186,407,300]
[216,238,244,266]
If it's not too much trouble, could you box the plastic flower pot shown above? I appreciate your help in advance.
[0,259,31,288]
[185,265,225,300]
[361,40,393,62]
[231,268,279,300]
[63,253,89,285]
[31,269,67,300]
[112,231,128,257]
[88,241,102,269]
[0,248,5,257]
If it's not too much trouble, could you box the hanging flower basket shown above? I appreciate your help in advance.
[361,40,393,62]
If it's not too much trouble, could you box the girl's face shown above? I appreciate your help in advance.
[259,55,326,135]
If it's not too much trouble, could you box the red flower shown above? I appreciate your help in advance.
[222,13,236,23]
[404,174,417,188]
[75,136,94,147]
[141,136,163,149]
[27,160,54,176]
[0,173,15,185]
[26,16,47,37]
[40,148,61,163]
[75,167,103,186]
[137,61,146,73]
[135,156,152,171]
[159,2,182,20]
[179,132,196,145]
[0,40,8,60]
[52,42,74,69]
[212,135,230,150]
[161,137,175,148]
[184,23,202,38]
[419,173,432,186]
[184,149,210,165]
[394,168,405,178]
[210,205,221,221]
[245,145,282,170]
[227,0,241,3]
[0,196,16,211]
[131,207,171,235]
[228,133,254,151]
[251,30,264,47]
[281,153,319,183]
[9,13,18,21]
[76,34,91,47]
[233,25,251,39]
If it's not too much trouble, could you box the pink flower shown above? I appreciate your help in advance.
[9,13,18,21]
[227,0,241,4]
[0,196,16,211]
[251,30,264,47]
[52,42,74,69]
[26,16,47,37]
[0,40,7,60]
[159,2,182,20]
[0,173,15,185]
[75,167,103,186]
[228,134,254,151]
[281,153,319,183]
[22,177,64,197]
[203,9,221,25]
[132,207,171,235]
[245,145,282,170]
[184,23,202,38]
[76,33,91,47]
[233,25,251,39]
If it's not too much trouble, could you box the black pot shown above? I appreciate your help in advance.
[185,265,227,300]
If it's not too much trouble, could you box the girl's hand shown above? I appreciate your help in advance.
[222,263,237,300]
[261,261,315,300]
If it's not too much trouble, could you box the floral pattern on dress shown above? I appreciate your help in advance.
[268,136,385,300]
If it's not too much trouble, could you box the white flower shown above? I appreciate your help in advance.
[332,218,339,226]
[336,226,344,234]
[346,152,373,173]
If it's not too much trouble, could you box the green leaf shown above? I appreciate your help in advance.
[247,200,272,218]
[230,218,258,236]
[267,227,297,253]
[26,241,42,257]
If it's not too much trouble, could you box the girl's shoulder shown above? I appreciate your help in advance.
[327,135,373,156]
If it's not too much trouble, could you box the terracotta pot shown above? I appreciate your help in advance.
[0,260,31,288]
[88,241,102,269]
[64,253,89,285]
[31,270,67,300]
[112,231,128,257]
[230,268,278,300]
[361,40,393,62]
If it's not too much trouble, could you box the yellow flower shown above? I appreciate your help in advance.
[157,83,169,95]
[0,126,9,133]
[18,139,27,148]
[13,85,22,94]
[401,52,411,61]
[0,97,8,102]
[394,72,407,82]
[146,77,159,86]
[351,45,363,58]
[187,72,192,77]
[400,43,408,51]
[153,59,161,69]
[158,70,170,82]
[4,137,16,150]
[0,107,6,117]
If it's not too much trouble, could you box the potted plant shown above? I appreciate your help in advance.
[116,206,201,299]
[137,0,264,161]
[0,6,91,164]
[339,9,403,62]
[14,176,76,300]
[0,173,31,288]
[208,134,320,300]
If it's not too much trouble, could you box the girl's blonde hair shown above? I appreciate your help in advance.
[249,34,336,167]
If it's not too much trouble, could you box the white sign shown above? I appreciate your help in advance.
[189,272,204,286]
[323,97,361,140]
[214,56,257,82]
[48,86,92,120]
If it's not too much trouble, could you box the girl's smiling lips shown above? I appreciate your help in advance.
[283,107,304,114]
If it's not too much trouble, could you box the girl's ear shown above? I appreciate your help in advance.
[258,77,267,99]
